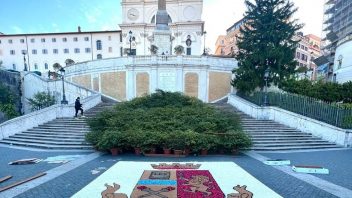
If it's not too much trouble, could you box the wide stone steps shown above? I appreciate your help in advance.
[212,102,341,151]
[0,102,116,150]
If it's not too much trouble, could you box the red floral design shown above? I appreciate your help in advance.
[166,186,176,191]
[137,186,147,190]
[176,170,224,198]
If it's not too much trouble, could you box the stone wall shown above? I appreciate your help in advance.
[136,72,150,97]
[184,72,198,98]
[101,72,126,101]
[0,70,22,122]
[208,71,232,102]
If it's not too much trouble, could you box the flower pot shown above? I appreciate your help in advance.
[163,148,171,155]
[184,148,191,155]
[134,147,142,155]
[174,150,183,155]
[200,149,208,156]
[110,148,119,156]
[232,149,239,155]
[149,148,156,154]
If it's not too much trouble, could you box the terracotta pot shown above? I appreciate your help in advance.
[149,148,156,154]
[232,149,239,155]
[134,147,142,155]
[163,148,171,154]
[174,150,183,155]
[184,148,191,155]
[110,148,119,156]
[200,149,208,156]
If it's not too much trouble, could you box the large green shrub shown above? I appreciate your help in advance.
[28,92,56,111]
[0,83,19,119]
[86,91,250,153]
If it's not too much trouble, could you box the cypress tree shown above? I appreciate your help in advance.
[232,0,303,94]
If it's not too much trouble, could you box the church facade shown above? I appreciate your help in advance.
[120,0,204,56]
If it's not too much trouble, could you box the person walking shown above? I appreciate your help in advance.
[74,97,84,118]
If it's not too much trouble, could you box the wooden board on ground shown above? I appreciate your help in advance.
[0,176,12,183]
[0,173,46,192]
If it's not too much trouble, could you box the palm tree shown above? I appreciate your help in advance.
[52,63,62,71]
[174,45,184,55]
[65,59,75,66]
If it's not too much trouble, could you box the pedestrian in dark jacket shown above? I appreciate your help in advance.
[74,97,84,117]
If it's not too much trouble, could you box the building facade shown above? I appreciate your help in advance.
[333,35,352,83]
[119,0,205,56]
[214,18,244,56]
[0,30,122,73]
[317,0,352,81]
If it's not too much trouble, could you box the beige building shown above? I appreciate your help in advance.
[294,32,322,80]
[214,19,245,56]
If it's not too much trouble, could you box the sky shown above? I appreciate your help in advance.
[0,0,325,52]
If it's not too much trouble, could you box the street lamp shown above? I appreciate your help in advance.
[129,30,132,56]
[263,67,270,106]
[22,51,27,71]
[59,67,68,105]
[203,31,207,55]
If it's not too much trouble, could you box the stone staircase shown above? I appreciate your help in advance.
[213,103,341,151]
[0,103,116,150]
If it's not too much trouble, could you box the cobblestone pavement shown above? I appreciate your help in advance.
[9,153,341,198]
[260,149,352,190]
[0,146,91,189]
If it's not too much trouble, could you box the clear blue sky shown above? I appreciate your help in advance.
[0,0,122,34]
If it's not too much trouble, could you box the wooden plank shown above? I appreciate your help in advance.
[0,175,12,183]
[0,172,46,192]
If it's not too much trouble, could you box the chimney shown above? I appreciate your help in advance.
[78,26,81,32]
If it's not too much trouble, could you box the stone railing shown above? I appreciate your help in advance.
[0,94,101,140]
[65,55,238,77]
[23,73,98,113]
[228,94,352,147]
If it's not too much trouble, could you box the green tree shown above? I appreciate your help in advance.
[28,92,56,111]
[0,83,19,119]
[65,59,75,66]
[232,0,303,94]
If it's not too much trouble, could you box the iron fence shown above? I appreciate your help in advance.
[237,92,352,129]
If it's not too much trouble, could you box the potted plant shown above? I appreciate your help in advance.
[182,130,198,155]
[161,133,172,154]
[127,130,146,155]
[149,44,158,55]
[97,131,127,156]
[223,131,252,155]
[169,132,186,155]
[195,133,215,155]
[174,45,184,55]
[141,131,162,154]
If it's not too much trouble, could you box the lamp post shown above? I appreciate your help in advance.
[22,51,27,71]
[59,67,68,104]
[129,30,132,56]
[263,67,270,106]
[203,31,207,55]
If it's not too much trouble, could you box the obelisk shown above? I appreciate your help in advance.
[153,0,172,55]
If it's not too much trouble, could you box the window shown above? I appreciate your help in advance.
[42,49,48,54]
[31,38,35,43]
[296,52,300,59]
[305,47,308,51]
[53,49,58,54]
[52,38,56,42]
[96,40,102,50]
[44,63,48,70]
[97,54,102,59]
[301,45,304,49]
[32,49,37,54]
[64,48,69,53]
[84,37,89,41]
[12,64,16,70]
[73,37,78,42]
[186,48,191,55]
[21,50,27,54]
[41,38,45,42]
[109,47,112,53]
[20,39,25,43]
[8,39,13,44]
[297,44,300,48]
[34,63,38,70]
[108,36,111,41]
[74,48,80,53]
[0,40,2,44]
[63,38,67,42]
[85,48,91,53]
[10,50,15,55]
